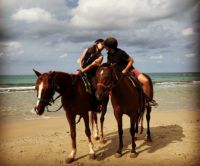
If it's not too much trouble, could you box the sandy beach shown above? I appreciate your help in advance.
[0,110,200,166]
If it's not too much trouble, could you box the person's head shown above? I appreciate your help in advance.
[95,38,104,51]
[103,37,118,51]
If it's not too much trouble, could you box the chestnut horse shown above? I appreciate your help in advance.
[95,63,153,158]
[33,70,108,163]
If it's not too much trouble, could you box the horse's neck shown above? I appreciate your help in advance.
[112,67,123,84]
[54,72,76,94]
[112,70,135,96]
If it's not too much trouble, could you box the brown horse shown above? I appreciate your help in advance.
[33,70,108,163]
[95,63,153,158]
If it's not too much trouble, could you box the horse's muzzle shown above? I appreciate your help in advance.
[34,106,45,115]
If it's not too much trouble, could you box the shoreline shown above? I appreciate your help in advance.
[0,110,200,166]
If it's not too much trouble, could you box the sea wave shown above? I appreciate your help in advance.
[155,81,200,88]
[0,80,200,93]
[0,86,35,93]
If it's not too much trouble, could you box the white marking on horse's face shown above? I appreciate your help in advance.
[100,70,104,75]
[36,82,43,107]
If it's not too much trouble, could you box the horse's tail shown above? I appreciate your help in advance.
[76,115,82,124]
[143,73,154,99]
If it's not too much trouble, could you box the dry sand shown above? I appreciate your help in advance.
[0,110,200,166]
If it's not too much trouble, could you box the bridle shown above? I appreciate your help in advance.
[36,76,62,112]
[36,73,78,112]
[96,66,124,93]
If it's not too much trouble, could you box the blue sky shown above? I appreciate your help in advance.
[0,0,199,75]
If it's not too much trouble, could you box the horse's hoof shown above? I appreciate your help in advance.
[93,136,99,140]
[99,139,106,144]
[89,153,96,160]
[146,137,152,142]
[114,152,122,158]
[65,157,74,164]
[130,152,138,158]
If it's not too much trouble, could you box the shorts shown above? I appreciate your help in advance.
[131,69,141,77]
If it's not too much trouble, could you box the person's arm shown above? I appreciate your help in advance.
[81,55,103,73]
[122,56,134,74]
[79,48,88,69]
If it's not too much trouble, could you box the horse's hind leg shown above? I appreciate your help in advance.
[130,118,138,158]
[146,106,152,142]
[114,113,123,158]
[83,114,95,159]
[65,115,76,164]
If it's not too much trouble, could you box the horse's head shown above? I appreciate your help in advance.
[33,69,56,115]
[95,63,114,100]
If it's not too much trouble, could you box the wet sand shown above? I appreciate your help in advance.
[0,110,200,166]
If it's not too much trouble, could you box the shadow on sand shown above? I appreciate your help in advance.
[90,124,185,160]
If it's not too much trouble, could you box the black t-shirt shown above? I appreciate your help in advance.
[107,48,134,71]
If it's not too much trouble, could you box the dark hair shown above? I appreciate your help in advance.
[87,45,96,54]
[87,39,104,54]
[95,38,104,44]
[103,37,118,49]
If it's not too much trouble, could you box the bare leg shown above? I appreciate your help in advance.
[137,74,150,97]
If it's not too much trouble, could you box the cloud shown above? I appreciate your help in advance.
[0,41,24,56]
[3,41,22,50]
[150,55,163,60]
[184,53,195,58]
[77,58,80,64]
[1,0,199,74]
[70,0,196,30]
[182,27,195,36]
[59,53,68,58]
[12,8,56,23]
[0,52,4,57]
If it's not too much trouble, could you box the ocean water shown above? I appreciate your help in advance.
[0,72,200,121]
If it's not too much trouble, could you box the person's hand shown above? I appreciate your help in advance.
[122,69,128,74]
[76,69,81,75]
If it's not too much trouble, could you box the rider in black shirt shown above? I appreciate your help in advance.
[104,37,157,106]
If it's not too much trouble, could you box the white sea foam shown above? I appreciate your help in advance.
[0,86,35,92]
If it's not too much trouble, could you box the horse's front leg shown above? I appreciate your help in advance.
[99,98,108,144]
[65,114,76,164]
[114,112,123,158]
[84,114,96,159]
[130,118,138,158]
[90,112,99,140]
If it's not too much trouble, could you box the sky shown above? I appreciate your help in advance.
[0,0,199,75]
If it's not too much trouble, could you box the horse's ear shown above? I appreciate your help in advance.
[49,71,55,77]
[33,69,41,77]
[52,71,55,77]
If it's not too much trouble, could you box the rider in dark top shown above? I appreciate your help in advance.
[77,39,105,111]
[78,39,104,79]
[104,37,157,106]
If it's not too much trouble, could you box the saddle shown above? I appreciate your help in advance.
[79,71,93,95]
[126,72,146,115]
